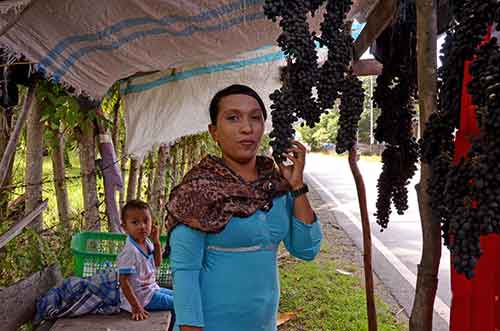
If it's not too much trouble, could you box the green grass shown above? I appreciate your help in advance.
[279,260,407,331]
[9,149,84,224]
[2,151,87,284]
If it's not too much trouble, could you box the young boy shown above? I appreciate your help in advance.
[117,200,174,320]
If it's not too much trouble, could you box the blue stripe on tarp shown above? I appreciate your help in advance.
[38,0,264,72]
[51,12,267,83]
[121,49,285,95]
[120,23,365,95]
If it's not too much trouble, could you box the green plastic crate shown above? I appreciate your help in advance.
[71,231,171,288]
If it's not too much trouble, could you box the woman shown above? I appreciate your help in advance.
[165,84,322,331]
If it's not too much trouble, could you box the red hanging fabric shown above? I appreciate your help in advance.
[450,27,500,331]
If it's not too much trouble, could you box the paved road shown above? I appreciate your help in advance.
[305,153,451,329]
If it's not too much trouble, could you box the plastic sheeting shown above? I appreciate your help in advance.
[0,0,322,98]
[0,0,371,99]
[121,45,327,159]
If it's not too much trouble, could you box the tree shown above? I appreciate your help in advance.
[296,109,339,151]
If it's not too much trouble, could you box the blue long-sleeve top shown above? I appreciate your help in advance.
[169,193,322,331]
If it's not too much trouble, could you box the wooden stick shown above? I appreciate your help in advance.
[348,148,378,331]
[0,84,35,188]
[0,61,37,68]
[0,199,48,249]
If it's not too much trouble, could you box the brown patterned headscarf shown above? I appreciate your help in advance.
[163,154,290,256]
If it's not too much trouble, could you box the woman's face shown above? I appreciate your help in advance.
[209,94,265,164]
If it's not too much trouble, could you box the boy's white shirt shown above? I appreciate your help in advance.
[116,236,160,311]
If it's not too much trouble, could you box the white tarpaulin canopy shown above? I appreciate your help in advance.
[0,0,373,158]
[121,45,333,159]
[0,0,376,98]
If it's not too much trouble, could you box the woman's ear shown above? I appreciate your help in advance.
[208,124,218,143]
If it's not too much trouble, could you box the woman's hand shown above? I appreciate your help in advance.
[278,140,307,189]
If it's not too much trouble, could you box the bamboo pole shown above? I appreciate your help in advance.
[410,0,441,330]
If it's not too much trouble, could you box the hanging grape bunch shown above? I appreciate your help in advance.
[442,156,482,279]
[316,0,353,122]
[335,73,364,153]
[264,0,322,162]
[371,0,419,230]
[421,0,496,165]
[420,0,500,278]
[313,0,365,155]
[444,38,500,278]
[265,0,362,162]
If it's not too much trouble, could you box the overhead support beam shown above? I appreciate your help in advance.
[352,59,383,76]
[353,0,399,60]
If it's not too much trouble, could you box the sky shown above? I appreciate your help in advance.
[360,34,446,68]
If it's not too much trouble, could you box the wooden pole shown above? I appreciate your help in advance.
[25,87,44,231]
[111,96,121,149]
[171,144,179,187]
[127,158,140,201]
[353,0,398,60]
[51,128,71,229]
[146,151,155,203]
[151,145,169,226]
[119,137,127,210]
[0,84,35,188]
[348,148,378,331]
[78,113,100,231]
[180,139,187,178]
[410,0,441,330]
[136,162,144,200]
